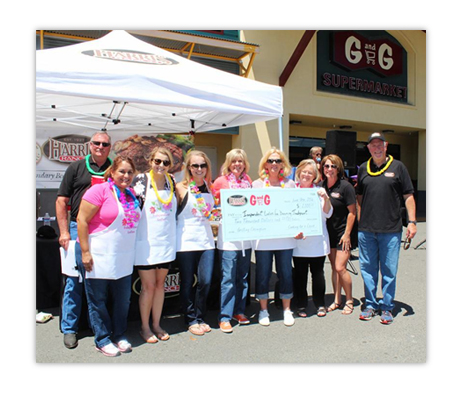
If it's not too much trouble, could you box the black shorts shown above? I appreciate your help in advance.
[328,228,358,251]
[135,260,174,271]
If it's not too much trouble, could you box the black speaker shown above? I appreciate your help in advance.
[325,130,357,168]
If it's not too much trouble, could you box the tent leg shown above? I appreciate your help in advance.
[278,117,284,151]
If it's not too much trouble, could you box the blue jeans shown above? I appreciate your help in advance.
[75,243,132,348]
[255,249,294,300]
[358,231,402,312]
[218,249,251,322]
[177,249,215,326]
[61,221,83,334]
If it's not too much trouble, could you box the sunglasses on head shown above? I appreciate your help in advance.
[190,163,208,169]
[324,164,337,169]
[91,141,111,148]
[153,158,171,167]
[266,158,282,164]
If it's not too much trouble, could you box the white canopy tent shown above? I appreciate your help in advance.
[36,30,283,142]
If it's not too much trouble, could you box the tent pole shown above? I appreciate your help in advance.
[278,117,284,151]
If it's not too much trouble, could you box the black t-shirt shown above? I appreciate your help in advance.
[356,158,414,233]
[323,178,356,236]
[57,157,112,221]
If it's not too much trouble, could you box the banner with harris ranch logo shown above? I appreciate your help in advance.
[220,188,322,242]
[36,132,194,189]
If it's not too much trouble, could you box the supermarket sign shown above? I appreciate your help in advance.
[317,30,408,103]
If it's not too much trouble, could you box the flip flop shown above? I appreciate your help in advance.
[199,323,211,333]
[155,331,170,341]
[188,324,204,336]
[140,331,159,344]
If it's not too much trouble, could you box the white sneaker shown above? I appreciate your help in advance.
[258,310,270,326]
[116,339,132,353]
[283,310,295,326]
[96,343,121,357]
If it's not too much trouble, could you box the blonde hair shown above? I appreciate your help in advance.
[221,148,250,176]
[182,150,212,185]
[257,147,292,179]
[146,146,174,172]
[295,159,318,183]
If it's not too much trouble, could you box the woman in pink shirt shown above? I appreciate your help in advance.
[76,156,141,357]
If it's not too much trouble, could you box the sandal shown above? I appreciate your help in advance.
[188,324,205,336]
[317,306,327,317]
[342,301,354,315]
[140,330,159,344]
[199,323,211,333]
[297,308,307,318]
[154,330,170,341]
[327,302,341,312]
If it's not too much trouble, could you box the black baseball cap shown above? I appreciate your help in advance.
[368,132,386,143]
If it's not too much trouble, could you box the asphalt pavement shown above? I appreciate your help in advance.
[36,222,427,364]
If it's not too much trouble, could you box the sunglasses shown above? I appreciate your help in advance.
[153,158,171,167]
[190,163,208,169]
[91,141,111,148]
[324,164,337,169]
[266,159,282,164]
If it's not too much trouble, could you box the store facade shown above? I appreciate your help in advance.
[232,30,426,218]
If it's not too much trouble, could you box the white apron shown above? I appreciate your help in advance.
[86,190,141,279]
[176,189,215,252]
[135,175,177,265]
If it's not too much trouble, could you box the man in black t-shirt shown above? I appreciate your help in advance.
[56,132,112,348]
[356,132,417,325]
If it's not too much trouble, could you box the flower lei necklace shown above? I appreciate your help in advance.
[108,178,140,228]
[263,169,285,188]
[85,154,112,176]
[367,155,394,176]
[189,179,220,220]
[227,172,251,189]
[150,170,174,210]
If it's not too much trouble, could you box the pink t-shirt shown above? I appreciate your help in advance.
[81,182,119,235]
[212,174,253,201]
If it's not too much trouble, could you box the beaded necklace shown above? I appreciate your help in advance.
[189,179,220,220]
[226,172,251,189]
[367,155,394,176]
[263,169,285,188]
[85,154,112,176]
[108,178,140,228]
[150,170,174,210]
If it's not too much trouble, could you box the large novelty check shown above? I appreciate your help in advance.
[220,188,322,242]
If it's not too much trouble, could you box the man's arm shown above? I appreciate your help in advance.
[56,195,71,249]
[404,193,417,239]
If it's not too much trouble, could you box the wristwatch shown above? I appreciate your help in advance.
[408,220,417,225]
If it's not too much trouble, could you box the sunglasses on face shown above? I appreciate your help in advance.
[190,163,208,169]
[153,158,171,167]
[324,164,337,169]
[266,158,282,164]
[91,141,111,148]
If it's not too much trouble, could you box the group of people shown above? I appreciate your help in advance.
[56,131,417,357]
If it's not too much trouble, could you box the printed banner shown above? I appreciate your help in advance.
[220,188,322,242]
